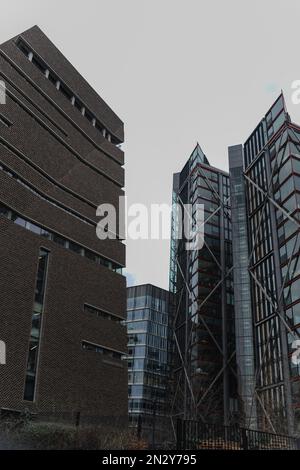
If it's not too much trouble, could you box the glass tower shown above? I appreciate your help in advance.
[231,94,300,435]
[126,284,174,443]
[170,144,237,425]
[229,145,257,429]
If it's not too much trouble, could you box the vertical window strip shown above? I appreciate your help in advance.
[23,249,49,401]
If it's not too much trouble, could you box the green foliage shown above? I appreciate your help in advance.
[0,419,144,450]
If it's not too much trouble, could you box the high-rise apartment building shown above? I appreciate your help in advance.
[127,284,173,442]
[228,145,257,430]
[0,26,127,421]
[170,96,300,436]
[170,144,237,425]
[229,94,300,435]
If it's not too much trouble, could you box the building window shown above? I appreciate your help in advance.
[52,234,66,247]
[0,113,12,128]
[59,83,73,101]
[81,340,123,360]
[0,202,123,273]
[84,304,122,322]
[24,249,49,401]
[16,39,122,147]
[68,240,82,254]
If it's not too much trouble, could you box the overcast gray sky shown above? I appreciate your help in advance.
[1,0,300,289]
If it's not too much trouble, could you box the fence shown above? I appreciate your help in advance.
[176,419,300,450]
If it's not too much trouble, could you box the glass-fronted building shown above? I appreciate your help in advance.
[230,94,300,435]
[126,284,174,443]
[170,144,237,425]
[229,145,257,429]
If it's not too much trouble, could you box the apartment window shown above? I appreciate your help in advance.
[0,113,12,128]
[0,163,94,227]
[35,251,48,304]
[48,72,57,86]
[13,215,26,227]
[52,234,66,247]
[277,158,292,185]
[31,56,46,74]
[74,98,83,112]
[85,110,93,123]
[0,206,10,217]
[18,41,30,56]
[276,175,295,203]
[41,228,51,239]
[0,203,123,273]
[81,341,122,360]
[285,278,300,305]
[273,111,286,134]
[26,222,41,235]
[68,240,82,254]
[95,122,103,133]
[84,304,122,322]
[24,249,49,401]
[16,39,122,147]
[85,250,97,262]
[59,84,73,101]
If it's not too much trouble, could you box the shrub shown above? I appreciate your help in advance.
[0,418,148,450]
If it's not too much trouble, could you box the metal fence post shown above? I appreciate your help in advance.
[241,428,248,450]
[176,419,183,450]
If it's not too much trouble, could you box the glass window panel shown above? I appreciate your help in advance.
[53,234,66,246]
[273,111,286,134]
[13,216,26,227]
[26,222,41,235]
[69,241,82,254]
[271,97,284,120]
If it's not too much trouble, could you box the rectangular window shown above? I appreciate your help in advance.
[16,39,120,148]
[13,216,26,227]
[74,99,82,111]
[81,341,122,360]
[68,240,82,254]
[59,84,73,100]
[24,249,49,401]
[0,205,10,217]
[84,249,97,262]
[0,203,121,272]
[84,304,122,322]
[31,56,47,74]
[48,73,57,85]
[85,110,94,123]
[52,234,66,247]
[0,113,12,128]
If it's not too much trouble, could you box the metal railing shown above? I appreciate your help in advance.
[176,419,300,450]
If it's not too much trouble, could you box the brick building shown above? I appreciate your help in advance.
[0,26,127,422]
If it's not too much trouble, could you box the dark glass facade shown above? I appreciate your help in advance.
[229,145,257,429]
[231,94,300,435]
[127,284,174,442]
[170,144,237,425]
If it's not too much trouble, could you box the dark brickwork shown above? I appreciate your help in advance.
[0,26,127,420]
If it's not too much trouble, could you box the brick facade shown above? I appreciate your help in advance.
[0,26,127,421]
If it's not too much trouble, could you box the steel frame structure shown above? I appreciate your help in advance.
[170,145,236,431]
[169,99,300,437]
[243,119,300,435]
